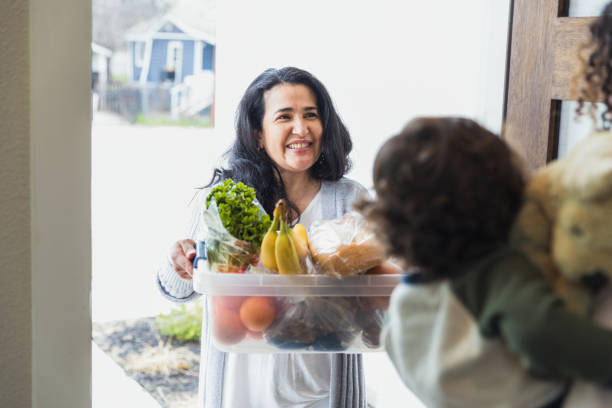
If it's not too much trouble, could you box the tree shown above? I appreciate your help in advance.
[92,0,173,50]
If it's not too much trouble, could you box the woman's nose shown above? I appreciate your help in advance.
[291,118,306,136]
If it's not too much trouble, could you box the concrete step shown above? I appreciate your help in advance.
[92,341,161,408]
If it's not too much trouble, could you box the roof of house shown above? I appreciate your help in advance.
[124,0,215,44]
[91,42,113,57]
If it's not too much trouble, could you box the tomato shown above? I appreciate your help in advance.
[212,295,247,311]
[213,305,247,345]
[239,296,276,332]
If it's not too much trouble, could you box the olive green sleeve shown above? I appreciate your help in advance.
[451,248,612,385]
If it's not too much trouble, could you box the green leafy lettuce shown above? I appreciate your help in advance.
[206,179,271,248]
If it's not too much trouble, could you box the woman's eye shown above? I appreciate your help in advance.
[304,112,319,119]
[276,114,290,121]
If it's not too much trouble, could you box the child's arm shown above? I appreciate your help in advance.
[452,248,612,385]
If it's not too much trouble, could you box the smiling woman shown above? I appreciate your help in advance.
[208,67,354,220]
[258,83,324,212]
[157,66,368,408]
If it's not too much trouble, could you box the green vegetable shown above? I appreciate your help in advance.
[206,179,271,248]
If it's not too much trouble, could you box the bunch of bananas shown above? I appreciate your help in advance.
[261,199,309,274]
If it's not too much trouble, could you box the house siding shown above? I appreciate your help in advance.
[131,42,142,81]
[182,40,195,78]
[148,39,169,82]
[203,43,214,70]
[129,22,215,83]
[147,38,201,83]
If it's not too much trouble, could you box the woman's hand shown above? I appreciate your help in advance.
[170,239,196,279]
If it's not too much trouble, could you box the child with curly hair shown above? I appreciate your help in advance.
[575,1,612,129]
[567,3,612,405]
[356,117,612,408]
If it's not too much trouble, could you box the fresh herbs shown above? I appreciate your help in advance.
[206,179,271,248]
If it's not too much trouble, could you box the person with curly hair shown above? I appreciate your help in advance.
[356,117,612,408]
[568,4,612,406]
[575,1,612,128]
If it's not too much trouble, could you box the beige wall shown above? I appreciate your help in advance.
[1,0,91,407]
[1,0,32,405]
[215,0,509,188]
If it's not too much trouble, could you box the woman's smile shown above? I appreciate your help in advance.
[287,140,313,152]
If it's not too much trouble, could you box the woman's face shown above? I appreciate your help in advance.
[258,83,323,176]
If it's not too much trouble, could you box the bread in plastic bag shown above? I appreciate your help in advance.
[308,211,385,277]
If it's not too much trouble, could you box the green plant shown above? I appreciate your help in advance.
[111,74,129,84]
[156,302,203,343]
[134,114,212,127]
[206,179,272,248]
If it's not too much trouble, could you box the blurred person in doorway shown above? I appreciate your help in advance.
[357,117,612,408]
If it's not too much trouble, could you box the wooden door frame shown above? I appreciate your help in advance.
[503,0,596,169]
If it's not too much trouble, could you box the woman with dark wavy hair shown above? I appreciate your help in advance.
[157,67,367,408]
[211,67,353,219]
[357,117,612,408]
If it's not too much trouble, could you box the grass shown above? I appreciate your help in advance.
[156,302,203,343]
[123,339,199,376]
[135,114,212,128]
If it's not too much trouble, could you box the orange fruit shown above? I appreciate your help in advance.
[213,305,247,345]
[213,295,246,311]
[239,296,276,332]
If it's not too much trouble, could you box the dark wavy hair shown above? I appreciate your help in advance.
[575,1,612,129]
[207,67,352,218]
[356,117,526,276]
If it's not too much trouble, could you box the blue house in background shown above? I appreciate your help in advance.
[121,1,216,119]
[125,5,215,85]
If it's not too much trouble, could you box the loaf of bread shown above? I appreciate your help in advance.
[308,212,385,277]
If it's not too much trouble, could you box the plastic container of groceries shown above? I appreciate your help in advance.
[192,243,402,353]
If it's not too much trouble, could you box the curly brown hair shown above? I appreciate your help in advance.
[356,117,526,276]
[575,2,612,129]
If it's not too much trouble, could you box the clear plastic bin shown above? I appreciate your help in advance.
[193,262,402,353]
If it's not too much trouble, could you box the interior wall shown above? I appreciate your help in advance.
[1,0,92,407]
[215,0,509,188]
[1,1,31,406]
[30,0,92,406]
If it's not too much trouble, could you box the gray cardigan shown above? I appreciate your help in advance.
[157,177,368,408]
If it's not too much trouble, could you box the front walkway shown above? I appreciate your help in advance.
[92,341,160,407]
